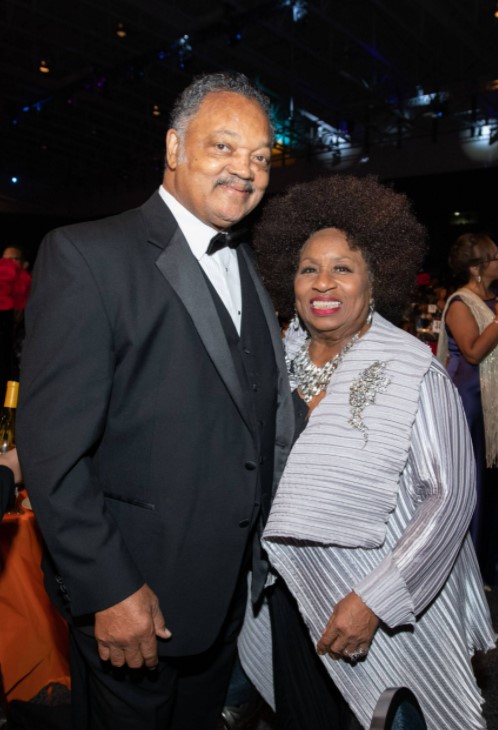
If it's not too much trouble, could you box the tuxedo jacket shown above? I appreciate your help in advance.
[17,191,294,656]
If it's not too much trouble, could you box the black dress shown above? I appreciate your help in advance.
[268,391,360,730]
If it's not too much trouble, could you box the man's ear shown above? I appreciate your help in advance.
[165,129,179,170]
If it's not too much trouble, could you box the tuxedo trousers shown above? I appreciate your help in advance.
[69,563,249,730]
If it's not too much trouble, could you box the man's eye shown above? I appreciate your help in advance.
[335,266,351,273]
[216,143,229,151]
[254,155,269,165]
[300,266,316,274]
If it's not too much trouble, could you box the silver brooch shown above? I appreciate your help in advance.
[348,361,390,442]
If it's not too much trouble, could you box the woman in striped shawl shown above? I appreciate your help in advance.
[239,175,496,730]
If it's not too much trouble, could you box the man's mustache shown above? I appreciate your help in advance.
[215,176,254,194]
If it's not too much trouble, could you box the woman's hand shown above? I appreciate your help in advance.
[316,591,379,661]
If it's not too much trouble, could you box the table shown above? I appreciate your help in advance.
[0,493,70,702]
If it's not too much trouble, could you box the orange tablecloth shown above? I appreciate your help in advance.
[0,494,70,701]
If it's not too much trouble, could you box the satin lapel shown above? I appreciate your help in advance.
[154,227,253,434]
[239,246,289,382]
[239,246,295,473]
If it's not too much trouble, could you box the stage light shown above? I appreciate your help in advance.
[152,104,161,117]
[116,23,127,38]
[177,34,192,69]
[11,177,19,184]
[292,0,308,22]
[39,59,50,74]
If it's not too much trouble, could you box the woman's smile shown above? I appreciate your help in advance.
[309,297,342,316]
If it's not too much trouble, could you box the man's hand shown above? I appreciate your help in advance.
[95,584,171,669]
[316,591,379,661]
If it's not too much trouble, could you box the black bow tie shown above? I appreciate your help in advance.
[207,229,247,256]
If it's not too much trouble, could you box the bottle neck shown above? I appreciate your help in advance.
[4,381,19,409]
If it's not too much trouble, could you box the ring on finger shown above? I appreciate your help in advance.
[343,646,368,661]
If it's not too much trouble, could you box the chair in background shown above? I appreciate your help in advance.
[370,687,427,730]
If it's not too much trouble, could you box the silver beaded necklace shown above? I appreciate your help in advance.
[287,332,360,404]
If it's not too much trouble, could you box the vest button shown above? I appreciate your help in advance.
[238,519,250,528]
[244,461,257,470]
[243,347,251,354]
[252,384,258,391]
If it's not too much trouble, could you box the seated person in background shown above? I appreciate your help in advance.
[0,448,21,517]
[239,175,496,730]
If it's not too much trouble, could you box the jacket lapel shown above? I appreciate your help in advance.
[239,245,295,487]
[239,246,287,373]
[143,194,253,433]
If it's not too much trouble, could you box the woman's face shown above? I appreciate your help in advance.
[294,228,372,343]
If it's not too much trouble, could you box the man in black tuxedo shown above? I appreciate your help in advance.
[16,72,293,729]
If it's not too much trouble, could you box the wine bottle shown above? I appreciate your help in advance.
[0,380,19,454]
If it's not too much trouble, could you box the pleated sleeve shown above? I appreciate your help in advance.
[354,361,476,627]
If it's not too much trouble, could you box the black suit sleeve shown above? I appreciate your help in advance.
[16,228,144,616]
[0,465,15,518]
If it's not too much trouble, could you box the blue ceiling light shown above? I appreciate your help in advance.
[292,0,308,22]
[280,0,307,22]
[177,35,192,69]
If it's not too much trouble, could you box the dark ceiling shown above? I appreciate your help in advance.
[1,0,498,218]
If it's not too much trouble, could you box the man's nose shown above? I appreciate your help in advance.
[227,151,254,180]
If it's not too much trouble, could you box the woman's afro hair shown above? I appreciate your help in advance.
[253,174,427,324]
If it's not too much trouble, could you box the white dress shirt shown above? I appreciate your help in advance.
[159,186,242,334]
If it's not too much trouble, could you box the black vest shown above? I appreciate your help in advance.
[201,249,278,523]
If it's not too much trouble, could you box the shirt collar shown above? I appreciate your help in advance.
[159,186,218,260]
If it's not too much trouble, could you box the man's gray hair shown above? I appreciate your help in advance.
[169,71,274,141]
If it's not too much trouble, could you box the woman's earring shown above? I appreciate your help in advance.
[366,298,375,325]
[476,274,482,284]
[289,310,301,331]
